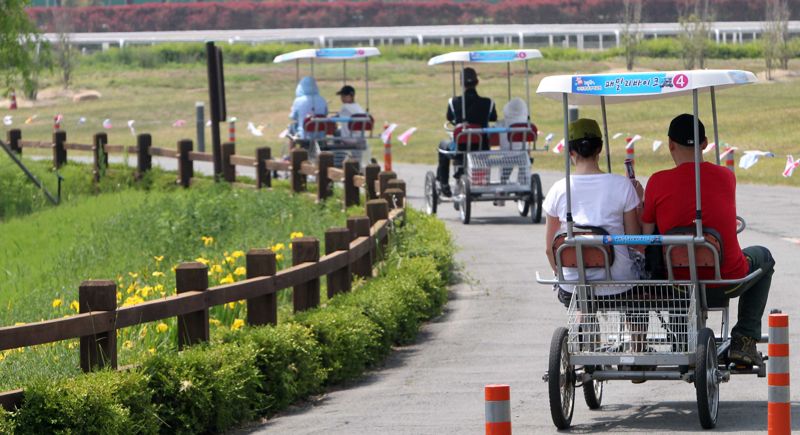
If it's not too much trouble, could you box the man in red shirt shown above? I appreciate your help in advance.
[642,114,774,366]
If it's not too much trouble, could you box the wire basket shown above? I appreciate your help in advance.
[566,283,697,356]
[466,151,531,187]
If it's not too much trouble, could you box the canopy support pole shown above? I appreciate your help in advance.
[563,93,573,238]
[451,63,456,98]
[506,62,512,102]
[524,60,531,121]
[711,86,721,165]
[600,96,612,173]
[343,60,347,85]
[693,89,703,239]
[365,58,370,113]
[460,62,466,122]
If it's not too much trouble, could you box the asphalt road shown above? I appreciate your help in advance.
[240,162,799,434]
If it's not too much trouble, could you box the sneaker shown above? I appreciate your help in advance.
[440,184,453,198]
[729,334,761,366]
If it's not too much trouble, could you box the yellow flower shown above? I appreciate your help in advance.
[234,266,246,276]
[152,271,165,278]
[210,318,221,326]
[128,272,138,279]
[69,301,80,313]
[116,291,122,302]
[272,243,285,252]
[220,274,234,284]
[155,284,165,296]
[52,298,63,308]
[123,340,133,349]
[156,322,169,333]
[126,283,136,294]
[231,318,245,331]
[210,264,223,274]
[201,236,214,246]
[290,231,304,239]
[148,347,156,355]
[67,342,77,350]
[225,256,236,265]
[276,254,284,262]
[231,250,245,259]
[195,257,210,265]
[123,295,145,307]
[141,286,153,298]
[154,255,164,263]
[140,326,148,338]
[226,302,236,310]
[14,322,26,326]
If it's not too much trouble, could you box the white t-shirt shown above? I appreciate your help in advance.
[542,173,640,295]
[337,102,365,137]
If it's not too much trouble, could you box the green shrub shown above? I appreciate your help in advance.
[14,370,158,435]
[295,306,383,384]
[394,208,455,282]
[0,408,15,434]
[221,323,327,414]
[141,342,263,434]
[391,256,447,318]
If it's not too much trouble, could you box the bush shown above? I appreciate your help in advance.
[394,208,455,282]
[221,322,327,415]
[0,408,15,434]
[14,370,158,435]
[295,306,384,384]
[141,342,263,434]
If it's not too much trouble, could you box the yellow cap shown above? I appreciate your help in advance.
[568,118,602,142]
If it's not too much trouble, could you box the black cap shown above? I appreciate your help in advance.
[668,113,706,147]
[462,67,478,86]
[336,85,355,96]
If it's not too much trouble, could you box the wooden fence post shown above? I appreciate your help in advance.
[343,158,360,208]
[367,199,390,259]
[378,171,397,197]
[290,148,308,193]
[221,142,236,182]
[325,228,351,298]
[7,129,21,154]
[137,133,152,176]
[53,130,67,168]
[178,139,193,188]
[79,280,117,372]
[176,262,209,349]
[364,163,380,200]
[292,237,320,312]
[256,146,271,189]
[246,248,277,326]
[347,216,372,279]
[92,132,108,182]
[387,179,406,197]
[383,188,405,210]
[317,151,334,201]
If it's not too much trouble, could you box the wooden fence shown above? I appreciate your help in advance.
[5,129,409,210]
[0,129,412,410]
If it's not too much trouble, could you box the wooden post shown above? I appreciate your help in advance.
[221,142,236,182]
[290,148,308,193]
[246,248,277,326]
[317,151,334,201]
[256,146,271,189]
[176,262,209,349]
[292,237,320,312]
[137,133,152,176]
[378,171,397,197]
[178,139,193,188]
[325,228,351,298]
[79,280,117,372]
[343,158,360,208]
[347,216,372,279]
[364,163,380,200]
[7,129,21,154]
[383,188,405,210]
[53,130,67,168]
[387,179,406,197]
[92,132,108,182]
[367,199,390,260]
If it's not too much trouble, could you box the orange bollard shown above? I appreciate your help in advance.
[228,119,236,145]
[9,89,17,110]
[768,310,791,435]
[724,145,735,172]
[625,137,635,166]
[485,384,511,435]
[382,121,392,172]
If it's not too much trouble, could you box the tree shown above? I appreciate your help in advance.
[0,0,49,100]
[53,9,77,89]
[678,0,712,70]
[620,0,642,71]
[763,0,790,79]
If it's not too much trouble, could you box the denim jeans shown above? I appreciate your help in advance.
[710,246,775,339]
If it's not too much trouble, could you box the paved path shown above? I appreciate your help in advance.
[239,162,799,434]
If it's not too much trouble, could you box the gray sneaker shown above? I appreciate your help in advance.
[729,334,761,366]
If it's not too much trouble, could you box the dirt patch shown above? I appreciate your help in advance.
[756,69,800,82]
[0,87,101,109]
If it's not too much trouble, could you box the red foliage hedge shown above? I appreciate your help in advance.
[27,0,798,33]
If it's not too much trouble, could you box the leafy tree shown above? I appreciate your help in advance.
[620,0,642,71]
[0,0,49,100]
[679,0,712,70]
[763,0,791,80]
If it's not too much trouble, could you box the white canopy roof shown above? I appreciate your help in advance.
[536,70,757,105]
[427,49,542,66]
[273,47,380,63]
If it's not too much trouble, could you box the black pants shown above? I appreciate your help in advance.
[436,139,488,185]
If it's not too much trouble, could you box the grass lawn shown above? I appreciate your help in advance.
[0,158,351,390]
[3,49,799,186]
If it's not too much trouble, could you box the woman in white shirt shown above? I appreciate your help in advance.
[496,97,529,151]
[542,118,643,307]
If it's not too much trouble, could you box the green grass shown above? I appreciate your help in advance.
[5,45,799,186]
[0,160,350,390]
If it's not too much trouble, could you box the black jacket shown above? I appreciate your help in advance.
[446,89,497,128]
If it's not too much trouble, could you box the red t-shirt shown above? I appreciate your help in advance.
[642,161,748,279]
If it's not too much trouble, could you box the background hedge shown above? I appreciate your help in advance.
[0,208,454,433]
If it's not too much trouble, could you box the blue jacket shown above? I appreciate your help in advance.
[289,77,328,139]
